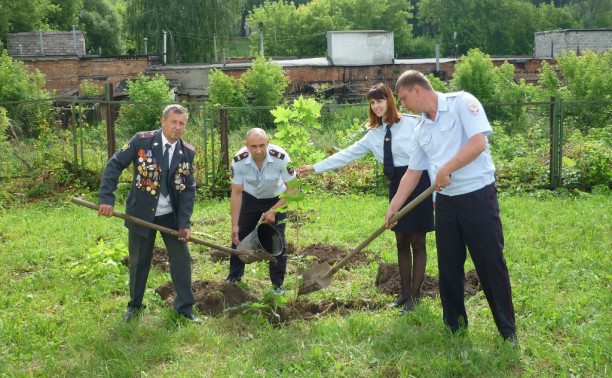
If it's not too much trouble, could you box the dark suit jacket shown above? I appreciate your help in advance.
[99,130,196,237]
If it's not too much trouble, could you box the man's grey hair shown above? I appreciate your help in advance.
[162,104,189,120]
[246,127,268,141]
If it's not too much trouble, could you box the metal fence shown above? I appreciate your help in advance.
[1,96,610,194]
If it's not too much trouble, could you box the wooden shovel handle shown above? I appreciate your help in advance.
[325,185,435,278]
[71,197,276,263]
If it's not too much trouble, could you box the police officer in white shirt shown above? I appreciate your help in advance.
[227,128,297,294]
[386,70,517,343]
[300,83,434,315]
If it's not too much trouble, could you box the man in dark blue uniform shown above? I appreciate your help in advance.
[98,104,202,323]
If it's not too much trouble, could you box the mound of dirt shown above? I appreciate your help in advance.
[375,263,482,298]
[296,243,380,269]
[155,280,257,316]
[205,249,231,263]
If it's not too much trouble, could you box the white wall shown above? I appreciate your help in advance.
[327,31,394,66]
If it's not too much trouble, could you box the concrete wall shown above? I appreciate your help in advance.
[534,29,612,58]
[327,31,394,66]
[7,31,86,57]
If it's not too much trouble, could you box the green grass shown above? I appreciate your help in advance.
[0,190,610,376]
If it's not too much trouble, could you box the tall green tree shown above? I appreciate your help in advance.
[535,2,579,30]
[247,0,413,57]
[564,0,612,28]
[418,0,538,56]
[0,0,56,40]
[47,0,82,30]
[79,0,125,55]
[125,0,243,63]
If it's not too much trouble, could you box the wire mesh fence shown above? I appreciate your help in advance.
[0,97,610,198]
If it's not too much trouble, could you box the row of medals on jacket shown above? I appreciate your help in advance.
[135,151,190,195]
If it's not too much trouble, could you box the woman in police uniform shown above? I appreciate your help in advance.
[299,83,434,314]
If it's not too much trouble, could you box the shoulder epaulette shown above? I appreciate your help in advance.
[446,91,463,97]
[233,151,249,162]
[269,149,286,160]
[402,113,420,119]
[181,140,195,152]
[138,131,156,139]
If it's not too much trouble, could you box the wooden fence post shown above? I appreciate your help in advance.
[549,96,563,188]
[104,83,116,159]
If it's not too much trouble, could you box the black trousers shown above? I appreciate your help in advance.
[228,192,287,286]
[435,183,516,338]
[127,213,194,316]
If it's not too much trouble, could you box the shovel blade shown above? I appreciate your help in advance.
[298,262,332,295]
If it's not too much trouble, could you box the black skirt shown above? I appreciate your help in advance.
[388,166,434,233]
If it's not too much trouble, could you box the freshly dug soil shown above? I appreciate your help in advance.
[156,280,257,317]
[295,242,380,269]
[375,262,482,298]
[152,245,482,323]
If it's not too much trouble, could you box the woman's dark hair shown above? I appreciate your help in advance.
[366,83,401,128]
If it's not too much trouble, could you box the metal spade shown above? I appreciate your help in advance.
[299,185,435,295]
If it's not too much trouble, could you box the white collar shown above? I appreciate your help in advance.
[161,132,177,150]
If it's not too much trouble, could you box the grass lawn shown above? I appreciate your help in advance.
[0,190,610,376]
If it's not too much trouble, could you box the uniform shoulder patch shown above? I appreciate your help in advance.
[233,151,249,162]
[466,99,480,114]
[269,149,286,160]
[138,131,156,139]
[181,140,195,152]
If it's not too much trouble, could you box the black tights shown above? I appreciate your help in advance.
[395,231,427,310]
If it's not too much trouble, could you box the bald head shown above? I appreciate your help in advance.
[246,128,268,142]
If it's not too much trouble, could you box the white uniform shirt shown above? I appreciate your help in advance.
[155,132,176,216]
[409,91,496,196]
[313,114,420,173]
[231,144,296,199]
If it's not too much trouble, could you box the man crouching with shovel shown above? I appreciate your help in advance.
[98,104,203,324]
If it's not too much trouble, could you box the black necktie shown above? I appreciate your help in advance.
[383,125,395,179]
[160,143,171,196]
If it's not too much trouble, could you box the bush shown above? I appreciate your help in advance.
[241,57,290,129]
[562,129,612,189]
[451,49,544,133]
[207,57,290,131]
[0,50,53,138]
[208,68,246,131]
[0,107,9,146]
[554,50,612,133]
[79,79,102,96]
[117,73,174,136]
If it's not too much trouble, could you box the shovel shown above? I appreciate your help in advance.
[71,197,277,264]
[299,185,435,295]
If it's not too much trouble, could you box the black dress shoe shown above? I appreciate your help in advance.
[181,313,204,324]
[226,276,242,284]
[273,285,285,295]
[123,305,145,322]
[398,301,415,316]
[387,296,408,308]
